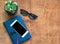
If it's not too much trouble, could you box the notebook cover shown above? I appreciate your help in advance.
[3,15,31,44]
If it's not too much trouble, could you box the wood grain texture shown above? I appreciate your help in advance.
[0,0,60,44]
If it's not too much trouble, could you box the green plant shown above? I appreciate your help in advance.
[5,0,17,13]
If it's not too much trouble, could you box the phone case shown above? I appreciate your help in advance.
[3,15,31,44]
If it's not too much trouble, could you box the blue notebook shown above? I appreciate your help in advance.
[3,15,31,44]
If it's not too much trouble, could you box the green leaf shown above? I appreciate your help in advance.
[5,4,11,10]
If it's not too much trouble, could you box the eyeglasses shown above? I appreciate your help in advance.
[20,9,38,20]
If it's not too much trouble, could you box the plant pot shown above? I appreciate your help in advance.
[4,1,18,15]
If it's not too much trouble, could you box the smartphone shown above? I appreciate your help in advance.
[10,20,29,38]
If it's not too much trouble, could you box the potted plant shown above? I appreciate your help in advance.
[4,0,18,15]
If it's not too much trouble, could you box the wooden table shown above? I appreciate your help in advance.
[0,0,60,44]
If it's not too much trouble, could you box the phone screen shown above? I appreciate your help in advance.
[12,21,27,36]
